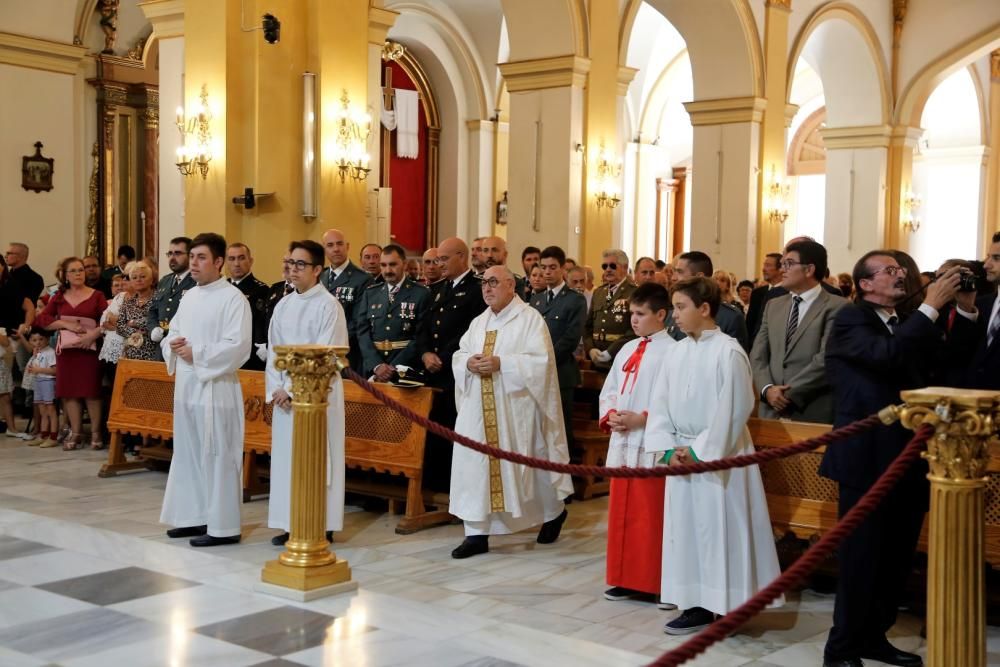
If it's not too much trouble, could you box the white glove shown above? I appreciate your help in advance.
[255,342,268,362]
[596,350,612,363]
[150,326,164,343]
[588,348,601,364]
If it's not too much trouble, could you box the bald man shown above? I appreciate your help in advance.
[470,237,488,276]
[481,236,528,300]
[320,229,372,370]
[422,248,444,294]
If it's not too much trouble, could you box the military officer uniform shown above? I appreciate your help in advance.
[665,301,749,351]
[355,277,432,378]
[530,283,586,449]
[320,260,372,371]
[415,270,488,490]
[266,280,294,321]
[230,272,270,370]
[146,271,197,360]
[583,279,638,369]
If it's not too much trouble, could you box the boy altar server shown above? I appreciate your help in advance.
[160,233,252,547]
[646,277,782,634]
[599,283,677,605]
[266,240,349,546]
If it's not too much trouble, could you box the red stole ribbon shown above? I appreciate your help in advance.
[620,337,649,395]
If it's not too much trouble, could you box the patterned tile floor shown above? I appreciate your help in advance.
[0,435,997,666]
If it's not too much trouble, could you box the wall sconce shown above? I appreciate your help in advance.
[765,164,790,225]
[496,191,508,226]
[331,89,372,183]
[594,144,622,209]
[175,84,213,179]
[302,72,317,217]
[901,189,922,233]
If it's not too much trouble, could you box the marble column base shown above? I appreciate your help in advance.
[254,578,359,602]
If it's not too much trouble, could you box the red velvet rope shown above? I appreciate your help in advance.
[647,424,934,666]
[343,368,884,478]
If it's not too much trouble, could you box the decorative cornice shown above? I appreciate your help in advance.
[820,124,893,149]
[784,103,800,128]
[137,0,184,39]
[97,52,145,70]
[0,32,88,75]
[617,66,638,96]
[369,7,399,46]
[683,96,767,126]
[499,55,591,93]
[766,0,792,10]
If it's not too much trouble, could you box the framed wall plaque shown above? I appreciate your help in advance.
[22,142,54,193]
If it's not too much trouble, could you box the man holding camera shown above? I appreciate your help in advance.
[820,252,976,667]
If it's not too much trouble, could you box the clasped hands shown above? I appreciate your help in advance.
[765,384,793,413]
[273,388,292,412]
[606,409,646,433]
[466,353,500,376]
[169,336,194,363]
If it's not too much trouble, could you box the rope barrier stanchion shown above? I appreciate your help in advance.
[343,368,885,478]
[646,424,934,667]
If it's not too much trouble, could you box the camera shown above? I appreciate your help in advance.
[958,271,979,293]
[262,13,280,44]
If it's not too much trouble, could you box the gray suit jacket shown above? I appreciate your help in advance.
[750,288,847,423]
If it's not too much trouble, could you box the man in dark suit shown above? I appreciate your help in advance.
[356,244,432,379]
[226,243,270,370]
[965,232,1000,390]
[266,252,294,322]
[416,237,487,489]
[665,251,749,351]
[422,248,445,294]
[746,252,783,346]
[520,246,541,301]
[100,244,136,288]
[820,252,973,667]
[530,245,586,450]
[147,236,196,359]
[584,249,637,370]
[320,229,372,371]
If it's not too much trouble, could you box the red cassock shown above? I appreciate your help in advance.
[605,476,665,594]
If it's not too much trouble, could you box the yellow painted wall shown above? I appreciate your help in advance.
[757,2,789,262]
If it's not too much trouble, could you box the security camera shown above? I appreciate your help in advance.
[262,13,280,44]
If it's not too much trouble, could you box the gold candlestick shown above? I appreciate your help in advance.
[260,344,355,599]
[887,387,999,667]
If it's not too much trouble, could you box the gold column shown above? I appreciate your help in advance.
[892,387,999,667]
[260,344,354,597]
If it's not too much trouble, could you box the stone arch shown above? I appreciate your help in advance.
[786,3,890,127]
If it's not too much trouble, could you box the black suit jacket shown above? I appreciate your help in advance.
[415,271,487,390]
[964,293,1000,389]
[230,273,270,370]
[819,300,974,493]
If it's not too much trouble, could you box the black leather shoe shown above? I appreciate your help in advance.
[166,525,206,538]
[822,659,863,667]
[326,530,334,543]
[451,536,489,559]
[189,534,241,547]
[271,532,289,546]
[860,642,922,666]
[536,509,568,544]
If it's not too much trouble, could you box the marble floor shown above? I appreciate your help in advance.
[0,436,997,667]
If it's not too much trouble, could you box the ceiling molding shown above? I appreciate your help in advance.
[0,32,88,75]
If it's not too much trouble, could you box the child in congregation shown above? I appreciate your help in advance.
[99,271,128,365]
[23,328,58,448]
[646,276,782,635]
[0,327,17,436]
[599,282,677,608]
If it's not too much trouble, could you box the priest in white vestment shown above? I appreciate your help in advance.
[160,233,252,547]
[645,276,782,634]
[266,240,349,546]
[449,266,575,559]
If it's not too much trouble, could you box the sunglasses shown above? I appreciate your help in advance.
[601,263,618,271]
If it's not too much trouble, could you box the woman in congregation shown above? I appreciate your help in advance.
[34,256,107,450]
[0,254,33,437]
[99,265,133,367]
[528,264,546,296]
[713,270,743,314]
[117,259,159,361]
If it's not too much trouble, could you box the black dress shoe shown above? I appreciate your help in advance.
[189,534,241,547]
[166,525,207,538]
[822,659,863,667]
[271,532,290,546]
[451,536,489,559]
[326,530,334,543]
[860,642,922,666]
[536,509,568,544]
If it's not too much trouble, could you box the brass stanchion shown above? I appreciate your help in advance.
[888,387,999,667]
[258,344,357,601]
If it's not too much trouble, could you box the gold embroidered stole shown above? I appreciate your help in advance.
[480,330,505,512]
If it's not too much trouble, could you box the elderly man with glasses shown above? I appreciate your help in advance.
[147,236,196,359]
[583,249,637,370]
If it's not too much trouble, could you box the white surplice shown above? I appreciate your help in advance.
[451,297,574,536]
[599,329,676,468]
[645,328,783,615]
[160,278,251,537]
[266,283,349,532]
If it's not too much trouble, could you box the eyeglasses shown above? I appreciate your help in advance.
[869,265,908,278]
[779,260,804,269]
[282,259,316,271]
[601,263,618,271]
[480,277,502,288]
[165,251,186,258]
[66,268,85,274]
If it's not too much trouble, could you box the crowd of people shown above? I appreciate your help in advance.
[1,228,997,667]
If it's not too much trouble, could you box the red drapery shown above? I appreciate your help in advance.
[385,60,428,253]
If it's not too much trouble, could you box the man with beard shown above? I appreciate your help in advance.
[482,236,527,298]
[470,237,488,276]
[148,237,196,358]
[83,255,111,297]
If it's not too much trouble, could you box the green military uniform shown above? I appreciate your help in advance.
[355,277,432,377]
[583,279,638,367]
[146,271,197,360]
[320,260,372,371]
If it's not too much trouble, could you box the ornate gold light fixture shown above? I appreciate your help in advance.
[901,188,922,233]
[593,144,622,209]
[381,40,404,62]
[330,90,372,183]
[175,84,213,179]
[765,164,790,225]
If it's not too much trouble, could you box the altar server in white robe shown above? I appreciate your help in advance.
[160,232,252,547]
[266,240,349,546]
[646,276,782,635]
[449,265,575,559]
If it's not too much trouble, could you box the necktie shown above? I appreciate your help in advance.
[174,275,181,288]
[988,308,1000,347]
[620,337,649,395]
[887,315,899,334]
[785,295,803,348]
[547,289,554,305]
[389,285,399,304]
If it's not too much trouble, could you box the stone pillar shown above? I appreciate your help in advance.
[684,97,766,279]
[138,85,159,260]
[499,55,589,268]
[466,120,496,241]
[624,140,662,262]
[821,125,891,272]
[884,125,923,252]
[985,51,1000,249]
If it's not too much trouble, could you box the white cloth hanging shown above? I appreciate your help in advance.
[394,88,419,159]
[380,91,397,131]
